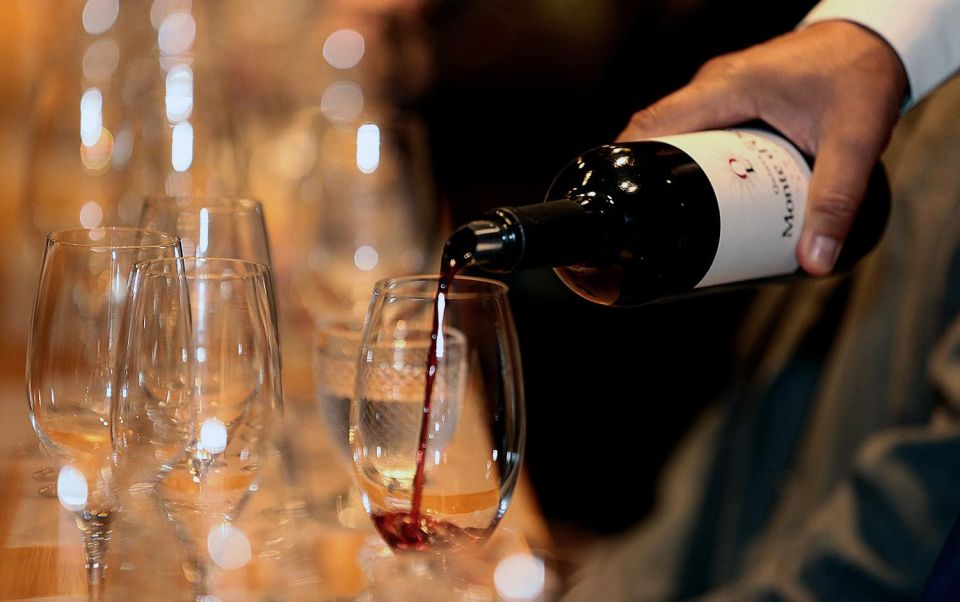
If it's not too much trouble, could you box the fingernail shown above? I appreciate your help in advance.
[806,234,841,274]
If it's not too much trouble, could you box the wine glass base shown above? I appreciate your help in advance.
[356,537,494,602]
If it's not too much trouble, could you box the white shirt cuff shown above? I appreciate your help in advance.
[801,0,960,108]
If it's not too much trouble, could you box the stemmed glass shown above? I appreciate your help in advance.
[138,196,272,265]
[26,227,182,600]
[351,276,525,558]
[134,257,283,598]
[289,112,438,326]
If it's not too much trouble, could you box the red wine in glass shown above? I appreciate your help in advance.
[369,237,480,549]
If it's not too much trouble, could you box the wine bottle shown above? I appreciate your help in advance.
[446,128,890,306]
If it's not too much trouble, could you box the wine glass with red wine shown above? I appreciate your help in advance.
[351,275,525,557]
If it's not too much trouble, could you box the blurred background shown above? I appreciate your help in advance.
[0,0,816,561]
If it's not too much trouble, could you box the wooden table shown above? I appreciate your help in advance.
[0,371,553,601]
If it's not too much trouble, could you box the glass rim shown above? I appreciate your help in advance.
[373,274,509,301]
[142,195,264,213]
[47,227,180,250]
[134,256,271,280]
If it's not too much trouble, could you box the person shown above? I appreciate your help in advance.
[620,0,960,277]
[565,0,960,599]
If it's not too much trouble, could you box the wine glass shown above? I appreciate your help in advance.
[26,227,182,600]
[289,111,438,327]
[292,321,368,525]
[351,275,525,554]
[138,196,272,265]
[139,257,283,597]
[315,322,365,461]
[138,195,280,378]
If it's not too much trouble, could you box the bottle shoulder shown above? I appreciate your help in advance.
[548,141,704,206]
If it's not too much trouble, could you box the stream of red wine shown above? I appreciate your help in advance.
[369,250,471,550]
[410,253,463,517]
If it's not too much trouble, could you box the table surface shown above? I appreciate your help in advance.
[0,364,554,601]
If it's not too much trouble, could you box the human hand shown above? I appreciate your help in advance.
[618,21,908,275]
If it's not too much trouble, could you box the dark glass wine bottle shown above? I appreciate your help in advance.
[446,128,890,306]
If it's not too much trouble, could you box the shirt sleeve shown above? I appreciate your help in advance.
[801,0,960,109]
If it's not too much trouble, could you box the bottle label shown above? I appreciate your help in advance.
[652,129,810,288]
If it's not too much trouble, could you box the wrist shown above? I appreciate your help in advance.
[806,20,908,107]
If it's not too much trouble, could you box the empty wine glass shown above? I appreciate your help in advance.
[292,321,368,525]
[138,257,283,598]
[289,111,438,326]
[26,227,181,600]
[351,275,525,554]
[138,196,272,265]
[138,195,280,375]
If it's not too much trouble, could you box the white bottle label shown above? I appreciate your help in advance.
[652,129,811,288]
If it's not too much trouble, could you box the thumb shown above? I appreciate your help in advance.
[798,130,879,275]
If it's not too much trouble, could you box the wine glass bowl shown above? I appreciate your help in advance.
[351,275,525,552]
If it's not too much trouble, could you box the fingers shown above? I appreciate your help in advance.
[797,128,881,275]
[617,76,757,142]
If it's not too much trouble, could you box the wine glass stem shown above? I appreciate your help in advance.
[188,552,212,600]
[81,520,111,602]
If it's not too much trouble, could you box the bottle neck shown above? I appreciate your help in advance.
[450,198,608,273]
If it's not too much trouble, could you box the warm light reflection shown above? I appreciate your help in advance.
[274,127,316,179]
[356,123,380,174]
[80,127,114,170]
[158,12,196,56]
[150,0,192,29]
[79,201,104,229]
[323,29,365,70]
[82,0,119,35]
[401,250,425,273]
[354,245,379,271]
[165,65,194,122]
[80,88,103,147]
[320,81,364,123]
[199,417,227,454]
[57,466,88,512]
[494,553,546,601]
[206,523,251,570]
[112,129,133,167]
[171,121,194,171]
[198,207,210,254]
[82,39,120,83]
[165,171,192,196]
